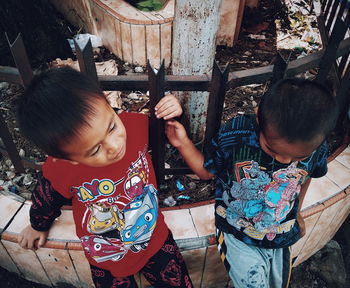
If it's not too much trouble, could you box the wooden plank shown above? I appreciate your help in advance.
[0,192,24,233]
[69,250,95,288]
[1,240,52,286]
[294,197,347,265]
[0,240,20,274]
[160,21,172,68]
[131,24,146,66]
[202,245,230,287]
[182,247,206,287]
[291,212,322,260]
[114,19,123,59]
[146,24,161,68]
[216,0,243,47]
[36,247,81,287]
[120,22,133,64]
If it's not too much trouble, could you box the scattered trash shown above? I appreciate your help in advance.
[163,196,177,207]
[165,162,173,180]
[9,185,17,194]
[175,179,186,191]
[67,33,102,51]
[176,195,191,200]
[248,34,266,40]
[134,66,144,73]
[188,182,197,190]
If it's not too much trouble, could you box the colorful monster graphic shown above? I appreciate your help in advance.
[81,235,126,262]
[87,202,124,234]
[124,148,150,198]
[223,161,307,239]
[121,184,158,250]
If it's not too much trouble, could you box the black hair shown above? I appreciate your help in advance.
[257,78,339,142]
[16,66,107,159]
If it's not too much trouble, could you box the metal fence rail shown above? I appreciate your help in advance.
[1,13,350,184]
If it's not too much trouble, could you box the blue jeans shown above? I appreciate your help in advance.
[216,229,292,288]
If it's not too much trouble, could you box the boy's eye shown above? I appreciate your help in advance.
[109,123,116,133]
[91,145,101,156]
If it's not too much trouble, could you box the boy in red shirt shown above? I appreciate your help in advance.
[17,66,193,288]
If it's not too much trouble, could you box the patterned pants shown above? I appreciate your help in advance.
[90,232,193,288]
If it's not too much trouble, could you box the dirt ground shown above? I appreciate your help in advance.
[0,0,348,287]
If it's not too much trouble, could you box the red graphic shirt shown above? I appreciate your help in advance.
[42,112,169,277]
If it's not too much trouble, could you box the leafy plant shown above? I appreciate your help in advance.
[137,0,163,11]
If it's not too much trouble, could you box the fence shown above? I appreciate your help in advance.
[1,4,350,185]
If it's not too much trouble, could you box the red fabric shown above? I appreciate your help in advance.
[43,112,168,277]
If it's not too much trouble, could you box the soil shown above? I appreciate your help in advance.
[0,0,348,287]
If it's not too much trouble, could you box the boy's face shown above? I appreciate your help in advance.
[259,124,324,164]
[62,98,127,167]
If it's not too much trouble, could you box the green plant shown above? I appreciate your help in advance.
[137,0,163,11]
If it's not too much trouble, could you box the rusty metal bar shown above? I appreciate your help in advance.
[204,61,229,148]
[271,53,288,84]
[98,74,210,91]
[0,113,25,173]
[6,33,33,87]
[148,61,166,185]
[74,38,98,83]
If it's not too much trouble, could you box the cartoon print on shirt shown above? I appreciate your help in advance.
[77,148,159,264]
[81,235,127,262]
[124,148,150,198]
[222,161,308,240]
[87,202,125,234]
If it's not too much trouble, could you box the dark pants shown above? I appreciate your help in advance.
[90,232,193,288]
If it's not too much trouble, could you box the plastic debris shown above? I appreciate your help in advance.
[163,196,176,207]
[9,185,17,194]
[67,33,102,51]
[175,179,186,191]
[134,66,144,73]
[177,195,191,200]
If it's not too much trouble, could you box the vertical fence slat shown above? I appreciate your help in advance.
[204,61,229,148]
[326,0,341,32]
[324,0,335,22]
[74,39,98,83]
[148,61,166,185]
[321,0,330,11]
[6,33,33,87]
[316,18,347,83]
